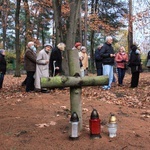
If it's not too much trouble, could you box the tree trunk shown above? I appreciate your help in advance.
[41,76,108,88]
[83,0,88,47]
[1,0,9,49]
[41,26,44,47]
[128,0,133,52]
[23,0,32,51]
[52,0,63,44]
[14,0,21,77]
[90,30,95,73]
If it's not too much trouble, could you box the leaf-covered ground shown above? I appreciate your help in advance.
[0,72,149,150]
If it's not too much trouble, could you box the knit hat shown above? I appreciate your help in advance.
[81,46,86,51]
[44,43,53,48]
[75,42,81,48]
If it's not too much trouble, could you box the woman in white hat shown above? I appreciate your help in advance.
[34,43,53,92]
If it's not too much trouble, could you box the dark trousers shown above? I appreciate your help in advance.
[97,68,103,76]
[131,72,140,87]
[26,71,35,92]
[117,68,126,85]
[0,73,4,88]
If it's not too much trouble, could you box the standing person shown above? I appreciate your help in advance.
[0,49,7,89]
[99,36,115,90]
[49,43,66,76]
[115,46,128,86]
[79,46,89,76]
[95,44,103,76]
[146,50,150,69]
[72,42,83,68]
[34,43,53,92]
[128,45,141,88]
[24,41,37,92]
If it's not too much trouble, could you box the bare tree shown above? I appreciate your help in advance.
[14,0,21,77]
[128,0,133,52]
[83,0,88,47]
[23,0,32,51]
[52,0,63,44]
[1,0,10,49]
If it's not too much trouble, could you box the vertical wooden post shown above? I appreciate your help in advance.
[68,49,82,130]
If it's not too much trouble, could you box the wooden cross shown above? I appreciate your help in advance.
[41,50,108,130]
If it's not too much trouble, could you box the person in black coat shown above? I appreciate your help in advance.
[146,51,150,69]
[99,36,115,90]
[0,49,7,89]
[128,45,141,88]
[95,44,103,76]
[49,43,66,76]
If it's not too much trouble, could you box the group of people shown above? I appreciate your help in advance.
[24,41,66,93]
[0,36,149,91]
[95,36,142,90]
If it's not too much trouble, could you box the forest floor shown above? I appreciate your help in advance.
[0,72,149,150]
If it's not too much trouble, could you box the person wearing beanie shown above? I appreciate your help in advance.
[75,42,82,49]
[34,43,53,92]
[0,49,7,89]
[128,44,141,88]
[79,46,89,75]
[72,42,83,68]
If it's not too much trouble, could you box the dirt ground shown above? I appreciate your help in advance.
[0,72,149,150]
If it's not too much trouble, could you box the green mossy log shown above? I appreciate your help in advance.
[41,75,108,88]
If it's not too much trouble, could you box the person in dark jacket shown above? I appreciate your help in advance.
[146,51,150,69]
[24,41,37,92]
[99,36,115,90]
[0,49,7,89]
[50,43,66,76]
[128,44,141,88]
[95,44,103,76]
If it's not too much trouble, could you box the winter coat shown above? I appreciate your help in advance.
[115,52,128,69]
[147,51,150,60]
[24,48,36,71]
[99,42,115,65]
[34,49,51,89]
[146,51,150,68]
[0,53,7,74]
[128,49,141,73]
[49,47,63,75]
[95,48,103,69]
[78,51,88,70]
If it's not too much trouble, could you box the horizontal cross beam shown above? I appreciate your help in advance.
[41,75,109,88]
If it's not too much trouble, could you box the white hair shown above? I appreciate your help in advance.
[27,41,34,47]
[0,49,5,54]
[106,36,113,42]
[57,42,66,51]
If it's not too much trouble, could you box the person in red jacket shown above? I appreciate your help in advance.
[115,46,128,86]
